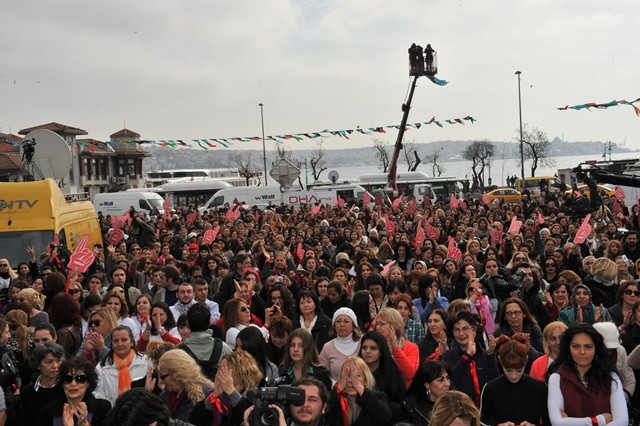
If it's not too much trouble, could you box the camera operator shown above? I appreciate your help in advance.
[243,377,329,426]
[509,262,551,331]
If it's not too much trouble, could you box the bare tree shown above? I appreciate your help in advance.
[425,147,445,177]
[232,152,262,186]
[462,139,495,189]
[309,140,328,182]
[402,140,422,172]
[517,124,555,177]
[373,138,391,173]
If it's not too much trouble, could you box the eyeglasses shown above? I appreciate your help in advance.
[505,311,523,317]
[239,306,250,312]
[545,264,556,268]
[131,248,141,251]
[89,320,102,327]
[193,275,202,279]
[453,326,474,335]
[625,289,640,296]
[61,374,89,384]
[16,298,25,303]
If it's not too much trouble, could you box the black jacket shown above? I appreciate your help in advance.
[291,314,332,352]
[38,393,111,426]
[325,388,392,426]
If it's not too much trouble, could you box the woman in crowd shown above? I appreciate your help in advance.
[545,280,572,322]
[394,293,426,343]
[494,297,544,355]
[129,294,153,344]
[429,390,480,426]
[279,328,332,391]
[156,349,215,425]
[542,257,561,285]
[414,274,449,324]
[100,289,137,332]
[16,287,49,329]
[80,307,118,365]
[137,302,181,352]
[547,322,628,425]
[442,311,499,406]
[584,257,619,307]
[198,350,261,426]
[418,309,450,361]
[5,308,33,384]
[608,279,640,327]
[0,318,20,421]
[559,284,610,326]
[265,283,296,323]
[320,307,362,382]
[359,330,406,420]
[222,298,268,350]
[236,326,279,381]
[622,299,640,354]
[480,333,549,425]
[349,290,375,332]
[292,290,332,352]
[402,360,451,426]
[94,326,149,405]
[319,280,349,319]
[314,276,330,300]
[354,261,374,292]
[325,356,393,426]
[21,342,65,426]
[529,321,568,381]
[38,357,111,426]
[48,292,84,357]
[465,278,496,337]
[375,308,419,388]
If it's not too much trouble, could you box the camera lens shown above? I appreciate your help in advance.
[259,409,277,426]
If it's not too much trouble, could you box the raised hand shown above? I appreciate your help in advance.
[467,330,477,357]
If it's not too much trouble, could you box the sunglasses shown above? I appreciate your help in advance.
[159,372,170,381]
[61,374,89,384]
[545,264,556,268]
[131,248,141,251]
[625,289,640,296]
[239,306,250,312]
[89,320,102,327]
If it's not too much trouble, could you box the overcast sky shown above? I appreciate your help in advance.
[1,0,639,152]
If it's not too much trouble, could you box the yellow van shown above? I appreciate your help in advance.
[0,179,102,263]
[515,176,566,195]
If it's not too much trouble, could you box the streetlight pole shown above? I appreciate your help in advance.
[515,71,524,179]
[259,103,267,186]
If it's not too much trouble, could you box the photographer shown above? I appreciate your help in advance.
[242,377,329,426]
[509,262,551,331]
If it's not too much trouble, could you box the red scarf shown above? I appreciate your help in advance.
[208,394,230,426]
[462,353,481,406]
[333,383,350,426]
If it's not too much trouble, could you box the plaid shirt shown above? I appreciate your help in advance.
[405,317,426,343]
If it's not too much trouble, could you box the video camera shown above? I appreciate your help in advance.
[248,378,305,426]
[479,268,524,300]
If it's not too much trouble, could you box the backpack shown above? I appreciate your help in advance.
[180,338,223,381]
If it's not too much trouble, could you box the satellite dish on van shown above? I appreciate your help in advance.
[328,170,339,183]
[19,129,72,181]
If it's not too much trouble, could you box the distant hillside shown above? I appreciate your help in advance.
[142,139,631,172]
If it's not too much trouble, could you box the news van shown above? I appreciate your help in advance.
[0,179,102,263]
[198,184,370,212]
[93,192,165,217]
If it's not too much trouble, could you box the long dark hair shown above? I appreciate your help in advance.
[349,290,372,331]
[237,326,272,376]
[358,331,405,399]
[547,322,618,394]
[407,360,451,400]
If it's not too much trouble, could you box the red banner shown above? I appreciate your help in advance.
[392,196,402,210]
[615,185,625,201]
[413,221,425,250]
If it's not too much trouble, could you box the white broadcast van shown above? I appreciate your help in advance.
[198,184,370,212]
[93,192,165,217]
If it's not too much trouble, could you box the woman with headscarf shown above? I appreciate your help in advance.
[558,284,610,326]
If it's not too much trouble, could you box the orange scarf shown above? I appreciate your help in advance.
[114,351,135,395]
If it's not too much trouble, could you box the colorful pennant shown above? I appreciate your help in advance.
[558,97,640,117]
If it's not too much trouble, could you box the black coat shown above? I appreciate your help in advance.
[325,388,392,426]
[38,393,111,426]
[291,314,332,352]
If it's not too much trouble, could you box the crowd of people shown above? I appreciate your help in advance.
[0,186,639,425]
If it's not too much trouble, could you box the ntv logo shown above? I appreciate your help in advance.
[0,199,39,212]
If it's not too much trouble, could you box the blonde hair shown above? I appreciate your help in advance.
[222,350,263,395]
[100,289,129,319]
[89,307,118,334]
[17,288,43,310]
[430,390,480,426]
[591,257,617,282]
[159,349,215,404]
[542,321,568,354]
[0,259,18,279]
[375,308,406,339]
[5,309,30,359]
[339,357,375,390]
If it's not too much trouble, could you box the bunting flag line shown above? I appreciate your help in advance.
[1,115,477,151]
[557,97,640,117]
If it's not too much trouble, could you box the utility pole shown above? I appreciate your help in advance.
[515,71,524,179]
[259,103,267,186]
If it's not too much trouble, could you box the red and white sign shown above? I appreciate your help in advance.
[573,214,593,245]
[447,237,462,263]
[507,215,523,235]
[68,235,96,273]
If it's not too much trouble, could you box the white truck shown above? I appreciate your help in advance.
[93,192,165,217]
[198,184,371,212]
